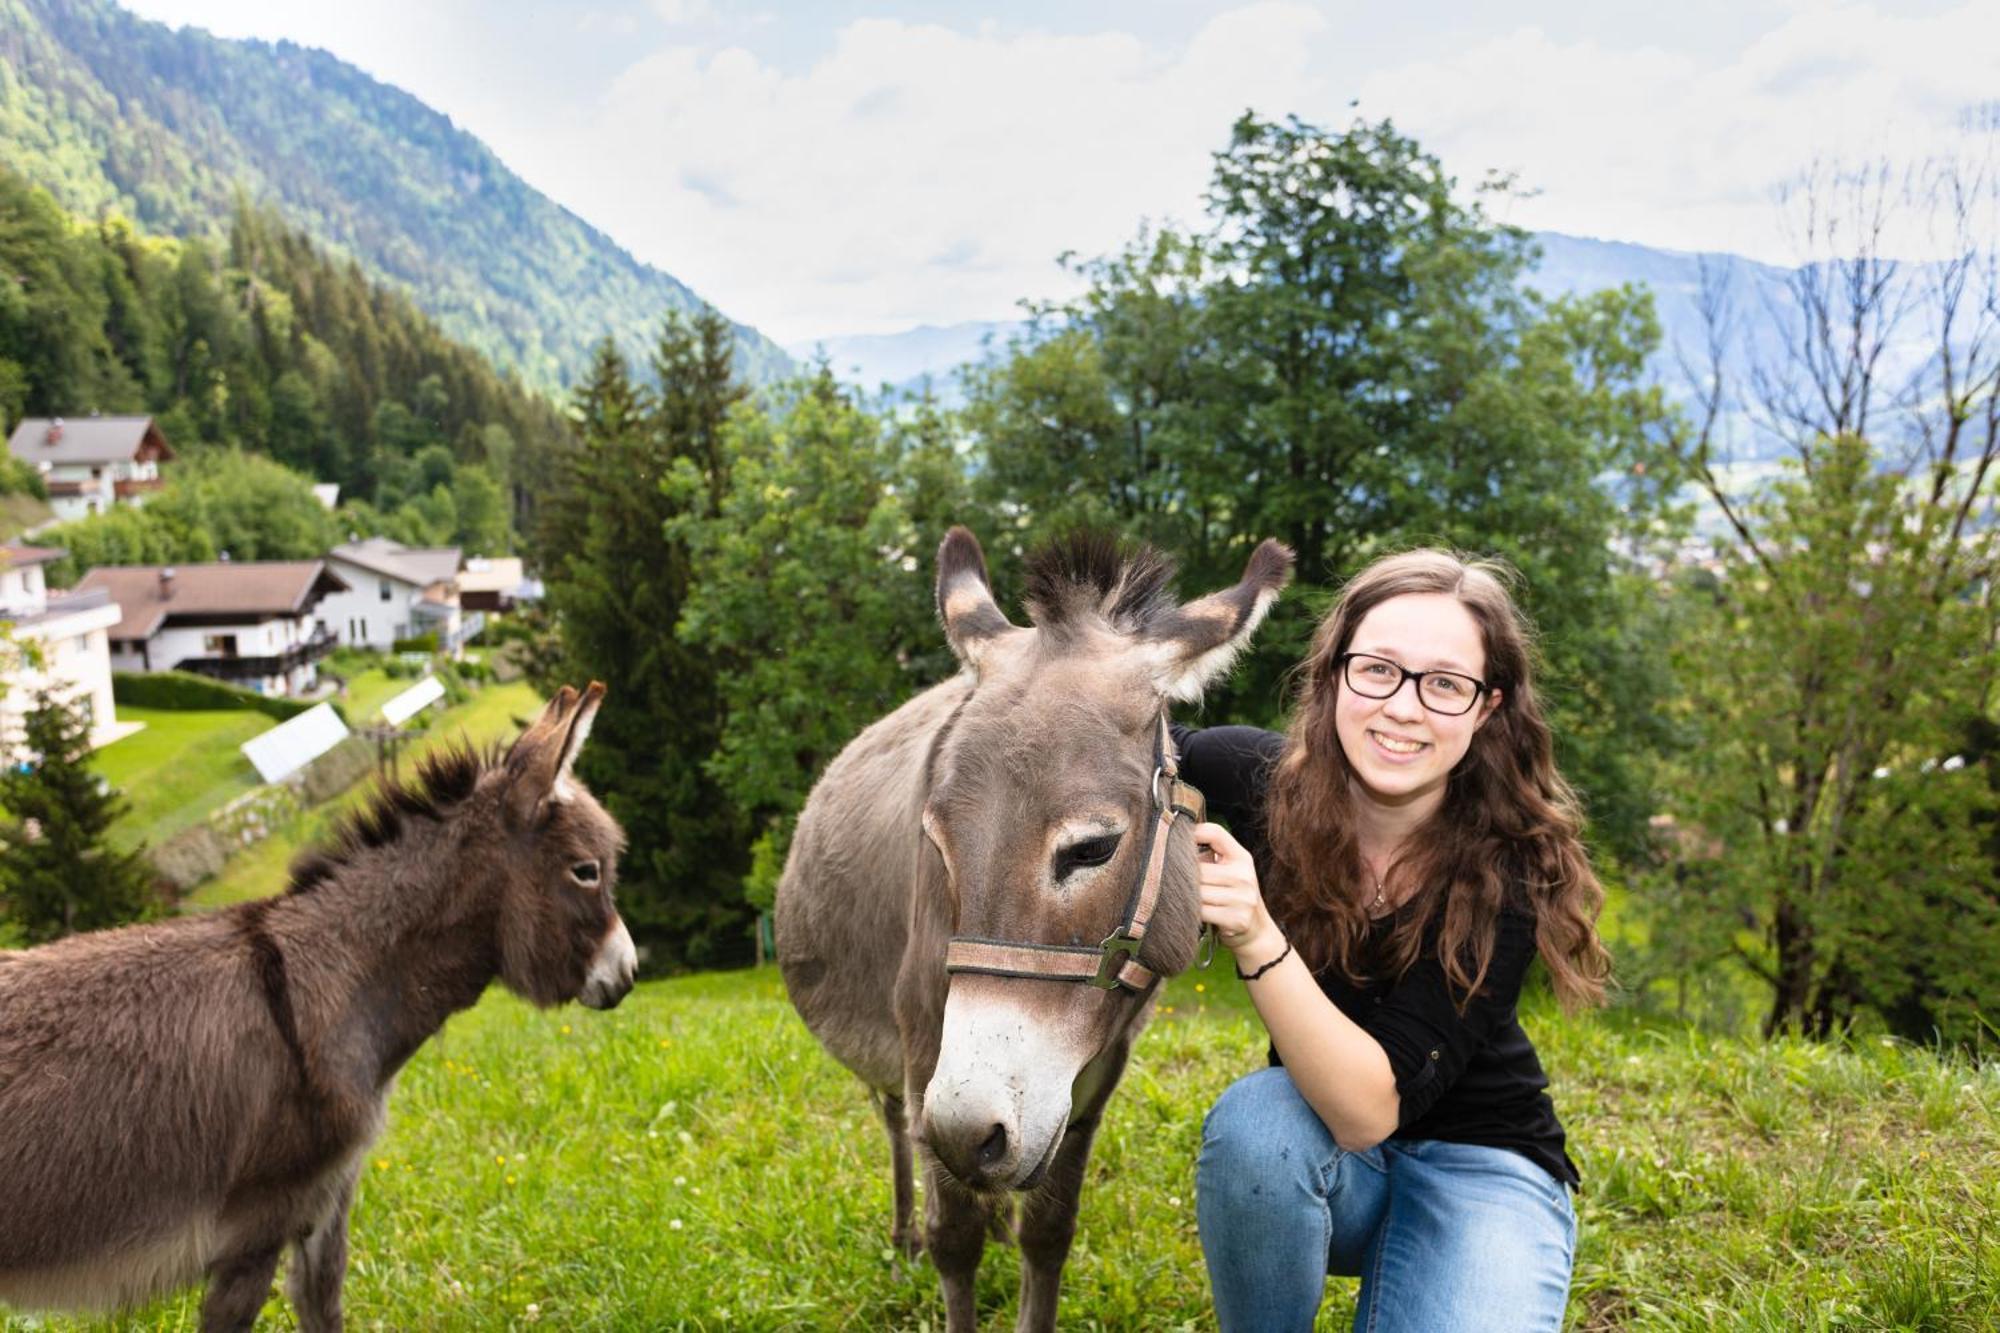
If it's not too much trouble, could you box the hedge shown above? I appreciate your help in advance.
[112,671,346,725]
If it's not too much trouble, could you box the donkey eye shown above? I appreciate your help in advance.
[570,860,601,884]
[1055,835,1121,880]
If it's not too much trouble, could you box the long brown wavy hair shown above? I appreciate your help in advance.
[1263,549,1611,1012]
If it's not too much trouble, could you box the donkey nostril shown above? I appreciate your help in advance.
[977,1123,1008,1169]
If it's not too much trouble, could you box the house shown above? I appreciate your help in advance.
[457,556,536,613]
[73,561,349,698]
[321,538,477,654]
[5,416,175,523]
[0,543,128,758]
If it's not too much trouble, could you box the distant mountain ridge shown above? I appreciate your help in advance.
[0,0,792,391]
[798,233,1941,464]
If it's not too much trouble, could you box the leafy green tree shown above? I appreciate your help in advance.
[0,689,158,942]
[670,371,971,908]
[1643,160,2000,1041]
[38,504,214,586]
[1647,436,1999,1041]
[146,447,339,562]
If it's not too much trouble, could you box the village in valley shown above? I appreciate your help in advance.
[1,411,537,900]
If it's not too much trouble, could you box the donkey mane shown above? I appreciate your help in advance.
[287,740,501,895]
[1021,531,1178,636]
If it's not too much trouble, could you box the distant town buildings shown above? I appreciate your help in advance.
[322,538,475,654]
[5,416,174,523]
[74,561,348,698]
[0,542,125,758]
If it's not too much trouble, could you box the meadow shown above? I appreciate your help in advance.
[4,961,1994,1331]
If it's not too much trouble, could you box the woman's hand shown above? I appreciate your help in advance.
[1193,822,1284,962]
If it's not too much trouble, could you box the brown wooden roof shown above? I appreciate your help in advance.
[75,561,350,640]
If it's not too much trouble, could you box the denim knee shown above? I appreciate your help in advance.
[1198,1066,1341,1205]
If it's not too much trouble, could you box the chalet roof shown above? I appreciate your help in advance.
[75,561,351,641]
[328,537,462,588]
[457,556,525,595]
[0,543,65,572]
[7,416,175,467]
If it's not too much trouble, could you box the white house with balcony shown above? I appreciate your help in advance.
[321,538,476,654]
[0,543,128,759]
[73,561,349,698]
[6,416,175,523]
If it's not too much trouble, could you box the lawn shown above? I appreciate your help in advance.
[6,958,1995,1331]
[187,682,545,909]
[337,667,411,724]
[90,706,272,850]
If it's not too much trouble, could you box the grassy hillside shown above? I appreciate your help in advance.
[0,0,791,390]
[4,961,1993,1330]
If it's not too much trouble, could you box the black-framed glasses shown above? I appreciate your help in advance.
[1337,652,1490,717]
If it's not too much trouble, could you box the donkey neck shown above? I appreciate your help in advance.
[268,813,508,1088]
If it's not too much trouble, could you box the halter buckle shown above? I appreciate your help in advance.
[1092,930,1143,990]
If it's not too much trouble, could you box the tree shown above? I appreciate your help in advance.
[1649,154,2000,1042]
[669,371,973,909]
[0,689,157,942]
[535,312,755,968]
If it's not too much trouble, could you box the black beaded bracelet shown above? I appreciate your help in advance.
[1235,939,1292,982]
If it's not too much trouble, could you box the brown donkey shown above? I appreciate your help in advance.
[0,683,635,1331]
[779,529,1292,1332]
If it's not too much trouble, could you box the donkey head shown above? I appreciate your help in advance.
[493,682,636,1010]
[918,529,1293,1190]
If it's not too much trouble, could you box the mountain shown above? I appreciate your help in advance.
[800,232,1948,463]
[0,0,792,392]
[787,321,1020,396]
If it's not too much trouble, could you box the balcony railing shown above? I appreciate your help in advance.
[171,626,339,687]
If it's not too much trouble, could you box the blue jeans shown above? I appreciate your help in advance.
[1197,1067,1576,1332]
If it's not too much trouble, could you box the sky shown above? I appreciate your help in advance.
[117,0,2000,346]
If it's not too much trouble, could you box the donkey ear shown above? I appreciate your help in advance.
[1141,539,1294,701]
[551,680,606,800]
[936,526,1019,672]
[505,683,588,825]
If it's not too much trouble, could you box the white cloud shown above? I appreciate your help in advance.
[1350,3,2000,264]
[495,4,1331,342]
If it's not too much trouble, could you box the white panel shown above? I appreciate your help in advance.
[380,675,446,726]
[240,701,349,783]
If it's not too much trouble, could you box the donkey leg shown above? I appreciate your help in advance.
[925,1163,991,1333]
[200,1245,283,1333]
[288,1164,359,1333]
[878,1093,922,1259]
[1012,1116,1105,1333]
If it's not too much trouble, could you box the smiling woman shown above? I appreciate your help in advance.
[1176,547,1612,1333]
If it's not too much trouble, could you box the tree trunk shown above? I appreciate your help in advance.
[1765,890,1814,1037]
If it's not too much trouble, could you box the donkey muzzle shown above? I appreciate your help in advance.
[580,916,637,1009]
[921,981,1090,1190]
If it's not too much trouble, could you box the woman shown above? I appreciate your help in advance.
[1182,548,1610,1332]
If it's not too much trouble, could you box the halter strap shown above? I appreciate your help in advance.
[943,711,1206,993]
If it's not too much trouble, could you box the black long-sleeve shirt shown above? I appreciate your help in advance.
[1174,724,1579,1189]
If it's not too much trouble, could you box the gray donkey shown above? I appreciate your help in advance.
[779,528,1292,1332]
[0,682,635,1331]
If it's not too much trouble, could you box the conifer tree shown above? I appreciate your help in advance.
[537,314,753,967]
[0,690,157,943]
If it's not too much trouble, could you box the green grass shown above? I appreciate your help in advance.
[90,707,271,850]
[338,668,408,725]
[187,682,545,909]
[0,492,53,541]
[5,962,1995,1331]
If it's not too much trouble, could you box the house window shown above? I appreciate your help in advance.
[203,634,238,657]
[380,579,393,602]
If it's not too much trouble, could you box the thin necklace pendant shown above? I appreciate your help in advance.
[1369,876,1386,912]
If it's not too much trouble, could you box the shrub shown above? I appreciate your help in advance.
[392,633,439,654]
[112,671,346,725]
